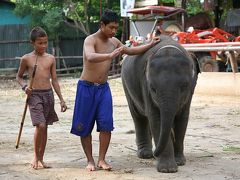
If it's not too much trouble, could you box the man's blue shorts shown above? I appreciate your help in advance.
[70,80,114,137]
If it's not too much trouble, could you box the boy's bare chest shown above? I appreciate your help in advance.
[38,62,51,72]
[29,58,52,71]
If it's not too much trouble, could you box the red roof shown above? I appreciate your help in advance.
[127,5,185,16]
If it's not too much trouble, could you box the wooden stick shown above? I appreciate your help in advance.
[15,56,38,149]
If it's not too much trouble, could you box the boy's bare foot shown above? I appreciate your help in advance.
[97,160,112,171]
[39,160,51,169]
[86,161,96,171]
[31,160,38,170]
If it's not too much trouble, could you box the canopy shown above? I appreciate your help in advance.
[127,5,185,16]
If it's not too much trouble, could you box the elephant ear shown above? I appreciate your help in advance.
[144,44,161,81]
[188,53,200,93]
[190,53,201,75]
[194,59,201,74]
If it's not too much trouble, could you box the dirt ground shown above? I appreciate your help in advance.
[0,73,240,180]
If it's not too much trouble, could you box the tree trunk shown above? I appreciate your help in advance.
[84,0,90,34]
[55,36,60,70]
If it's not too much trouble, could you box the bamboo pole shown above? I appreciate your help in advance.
[15,56,38,149]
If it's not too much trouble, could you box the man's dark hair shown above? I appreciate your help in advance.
[100,9,119,25]
[30,27,47,42]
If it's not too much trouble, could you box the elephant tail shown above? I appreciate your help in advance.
[153,110,175,157]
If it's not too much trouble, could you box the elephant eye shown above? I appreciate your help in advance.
[150,84,157,93]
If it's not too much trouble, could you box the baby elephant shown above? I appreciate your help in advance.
[121,35,200,173]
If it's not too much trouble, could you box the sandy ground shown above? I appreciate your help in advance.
[0,73,240,180]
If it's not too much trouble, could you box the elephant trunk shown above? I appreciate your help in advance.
[153,99,177,157]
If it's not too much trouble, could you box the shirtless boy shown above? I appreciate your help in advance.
[70,9,160,171]
[16,27,67,169]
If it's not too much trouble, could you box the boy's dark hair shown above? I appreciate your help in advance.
[30,27,47,42]
[100,9,119,25]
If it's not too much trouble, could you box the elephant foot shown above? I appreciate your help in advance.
[156,159,178,173]
[137,149,153,159]
[175,154,186,166]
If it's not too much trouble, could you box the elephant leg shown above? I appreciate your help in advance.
[173,105,190,166]
[134,114,153,159]
[156,136,178,173]
[127,99,153,158]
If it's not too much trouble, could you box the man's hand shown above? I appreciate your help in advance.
[109,46,124,59]
[60,101,67,112]
[149,37,161,47]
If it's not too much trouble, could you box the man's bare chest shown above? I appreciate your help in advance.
[95,40,116,53]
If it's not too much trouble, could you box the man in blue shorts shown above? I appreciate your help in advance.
[70,9,160,171]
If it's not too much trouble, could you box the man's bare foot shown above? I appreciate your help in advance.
[38,160,51,169]
[97,160,112,171]
[86,161,96,171]
[31,159,38,170]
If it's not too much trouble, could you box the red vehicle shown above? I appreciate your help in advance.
[174,27,240,72]
[176,28,240,72]
[127,5,240,72]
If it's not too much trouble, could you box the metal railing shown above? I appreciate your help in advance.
[182,42,240,73]
[0,56,122,79]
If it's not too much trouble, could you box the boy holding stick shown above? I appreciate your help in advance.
[16,27,67,169]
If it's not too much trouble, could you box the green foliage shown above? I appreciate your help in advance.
[183,0,233,23]
[186,0,204,16]
[14,0,121,38]
[161,0,175,3]
[14,0,66,39]
[16,0,235,41]
[42,9,64,38]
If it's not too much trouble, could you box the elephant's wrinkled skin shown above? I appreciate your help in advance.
[121,35,200,173]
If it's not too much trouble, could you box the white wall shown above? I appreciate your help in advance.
[129,20,155,37]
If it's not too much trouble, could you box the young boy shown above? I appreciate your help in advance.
[16,27,67,169]
[70,9,160,171]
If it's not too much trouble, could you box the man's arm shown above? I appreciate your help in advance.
[50,57,67,112]
[84,36,123,63]
[119,37,160,55]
